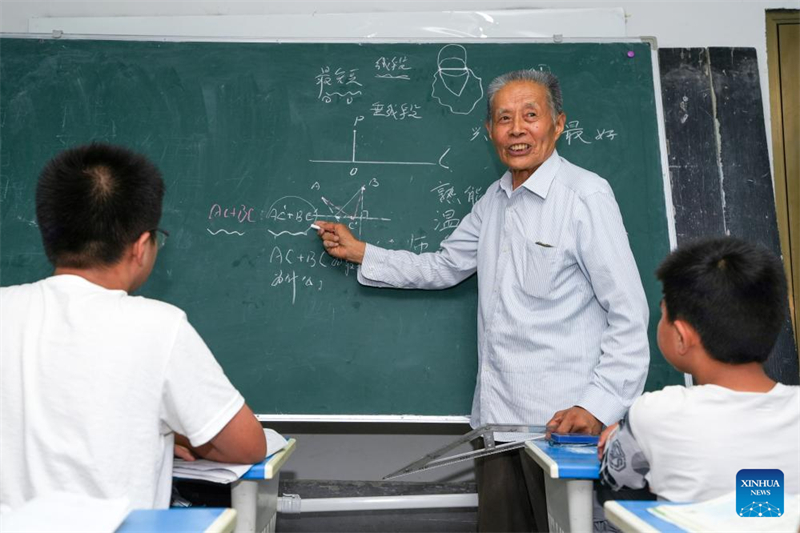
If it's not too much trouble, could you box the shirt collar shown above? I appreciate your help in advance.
[498,150,561,199]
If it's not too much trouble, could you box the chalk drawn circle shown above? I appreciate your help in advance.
[265,196,319,238]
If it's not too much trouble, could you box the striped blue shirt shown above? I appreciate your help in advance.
[358,151,649,428]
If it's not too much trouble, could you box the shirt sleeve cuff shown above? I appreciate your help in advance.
[357,244,392,287]
[576,385,627,427]
[186,392,245,447]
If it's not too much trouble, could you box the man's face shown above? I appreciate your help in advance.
[486,80,565,180]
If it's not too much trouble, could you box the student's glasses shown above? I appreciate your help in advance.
[150,228,170,249]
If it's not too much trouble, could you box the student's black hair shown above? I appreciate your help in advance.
[36,143,165,268]
[656,236,787,364]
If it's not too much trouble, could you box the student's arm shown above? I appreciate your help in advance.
[599,411,650,491]
[163,315,265,464]
[176,404,266,464]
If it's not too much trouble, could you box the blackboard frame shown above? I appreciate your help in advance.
[0,34,678,422]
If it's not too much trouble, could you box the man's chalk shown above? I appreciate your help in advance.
[309,224,321,232]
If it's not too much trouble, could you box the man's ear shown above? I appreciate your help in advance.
[554,113,566,139]
[485,120,493,140]
[131,231,152,267]
[673,319,701,354]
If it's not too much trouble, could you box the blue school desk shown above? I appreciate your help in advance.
[231,438,296,533]
[604,500,689,533]
[524,440,599,533]
[118,508,237,533]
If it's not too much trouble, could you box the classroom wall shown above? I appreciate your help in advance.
[1,0,797,483]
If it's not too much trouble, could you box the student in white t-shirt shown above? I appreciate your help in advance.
[0,143,266,510]
[598,237,799,502]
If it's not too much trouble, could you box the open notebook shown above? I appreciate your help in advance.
[173,428,288,484]
[651,492,800,533]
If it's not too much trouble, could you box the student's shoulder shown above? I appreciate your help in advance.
[771,383,800,407]
[629,386,690,431]
[632,385,692,411]
[122,293,188,325]
[0,279,49,309]
[0,278,46,295]
[772,382,800,395]
[0,282,30,300]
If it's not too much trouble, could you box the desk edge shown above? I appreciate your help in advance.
[523,441,559,478]
[205,508,237,533]
[263,438,296,479]
[604,501,661,533]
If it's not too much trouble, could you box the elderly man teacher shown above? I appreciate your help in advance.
[315,69,649,531]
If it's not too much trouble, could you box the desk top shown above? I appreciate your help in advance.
[117,508,237,533]
[524,440,600,479]
[241,438,296,480]
[604,501,687,533]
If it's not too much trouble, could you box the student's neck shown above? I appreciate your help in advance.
[693,360,776,392]
[54,266,133,293]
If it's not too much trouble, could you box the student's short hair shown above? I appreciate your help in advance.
[36,143,165,268]
[656,237,787,365]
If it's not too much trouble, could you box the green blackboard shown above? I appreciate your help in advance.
[0,37,681,416]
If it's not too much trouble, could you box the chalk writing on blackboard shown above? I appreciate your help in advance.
[270,268,324,305]
[308,116,451,174]
[266,196,319,238]
[595,129,618,141]
[410,233,429,253]
[318,185,391,237]
[433,209,460,232]
[374,56,412,81]
[564,120,592,145]
[470,127,488,142]
[431,45,484,116]
[208,203,256,223]
[370,102,422,120]
[430,183,484,206]
[268,241,359,304]
[316,66,363,104]
[207,203,258,236]
[563,120,619,145]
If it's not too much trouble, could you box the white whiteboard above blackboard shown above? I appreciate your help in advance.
[29,8,626,40]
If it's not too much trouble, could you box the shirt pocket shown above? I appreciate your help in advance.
[522,240,558,298]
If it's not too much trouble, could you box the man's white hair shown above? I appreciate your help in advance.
[486,69,564,124]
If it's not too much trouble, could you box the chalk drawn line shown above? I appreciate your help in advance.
[431,44,484,115]
[375,74,411,81]
[309,128,449,169]
[207,228,246,236]
[268,229,312,238]
[265,190,392,240]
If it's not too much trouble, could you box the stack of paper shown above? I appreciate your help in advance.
[651,492,800,533]
[173,428,288,484]
[0,492,130,533]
